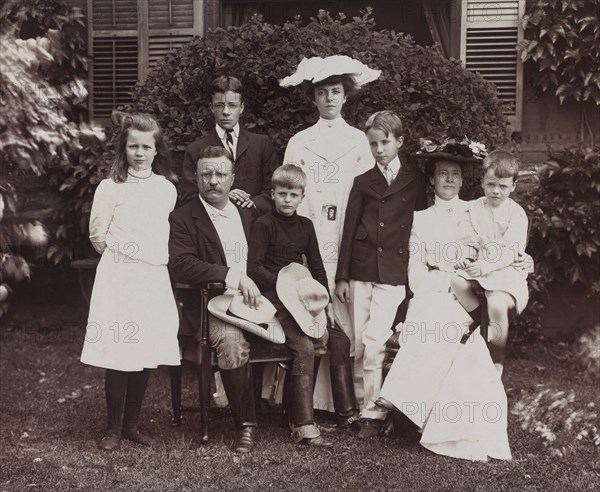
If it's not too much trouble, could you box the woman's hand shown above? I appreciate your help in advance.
[335,280,350,303]
[513,252,534,273]
[462,261,482,277]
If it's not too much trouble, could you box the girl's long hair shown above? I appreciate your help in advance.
[108,113,172,183]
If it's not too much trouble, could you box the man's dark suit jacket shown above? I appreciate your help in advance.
[336,161,428,286]
[179,127,279,213]
[168,196,255,339]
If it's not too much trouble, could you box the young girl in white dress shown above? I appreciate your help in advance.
[80,113,180,450]
[451,150,531,375]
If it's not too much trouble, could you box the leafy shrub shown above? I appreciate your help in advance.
[47,130,109,263]
[520,0,600,106]
[572,324,600,379]
[520,0,600,147]
[527,147,599,290]
[131,9,507,189]
[0,0,90,313]
[0,0,88,181]
[512,388,599,458]
[512,146,600,342]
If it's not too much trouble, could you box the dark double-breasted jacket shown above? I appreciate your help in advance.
[336,161,427,286]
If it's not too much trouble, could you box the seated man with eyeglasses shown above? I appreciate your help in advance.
[179,75,279,214]
[169,145,262,453]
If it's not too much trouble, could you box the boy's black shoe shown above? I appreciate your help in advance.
[357,418,383,439]
[122,427,155,446]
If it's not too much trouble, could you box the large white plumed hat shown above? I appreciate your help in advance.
[279,55,381,88]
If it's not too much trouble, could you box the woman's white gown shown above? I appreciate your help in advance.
[379,196,512,461]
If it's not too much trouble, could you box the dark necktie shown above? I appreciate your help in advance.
[225,129,235,158]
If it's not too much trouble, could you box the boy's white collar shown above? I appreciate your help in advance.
[215,124,240,139]
[377,155,401,174]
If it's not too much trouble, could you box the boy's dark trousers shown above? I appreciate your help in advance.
[264,290,357,426]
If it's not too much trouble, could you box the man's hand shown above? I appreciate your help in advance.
[229,189,254,208]
[335,280,350,303]
[325,303,335,327]
[238,272,261,309]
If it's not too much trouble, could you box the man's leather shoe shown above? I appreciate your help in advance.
[234,426,255,453]
[291,424,333,447]
[122,427,155,446]
[97,430,120,451]
[374,397,395,412]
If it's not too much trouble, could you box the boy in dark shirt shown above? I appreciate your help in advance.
[248,164,335,447]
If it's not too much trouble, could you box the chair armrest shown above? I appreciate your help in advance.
[70,258,100,269]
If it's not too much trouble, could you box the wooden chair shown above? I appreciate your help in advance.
[171,282,293,442]
[70,257,100,305]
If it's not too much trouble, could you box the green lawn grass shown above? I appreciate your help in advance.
[1,303,598,491]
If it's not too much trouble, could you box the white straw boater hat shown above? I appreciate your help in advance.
[208,293,286,344]
[279,55,381,88]
[276,263,329,339]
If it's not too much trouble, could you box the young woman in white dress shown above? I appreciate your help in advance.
[376,143,514,461]
[80,113,180,450]
[279,56,380,425]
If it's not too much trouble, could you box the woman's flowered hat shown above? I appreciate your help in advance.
[279,55,381,88]
[416,136,487,164]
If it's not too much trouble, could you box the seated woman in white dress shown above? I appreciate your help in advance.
[375,139,513,461]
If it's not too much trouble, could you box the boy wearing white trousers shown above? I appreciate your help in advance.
[335,111,427,437]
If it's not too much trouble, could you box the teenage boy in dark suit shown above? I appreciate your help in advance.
[179,76,279,213]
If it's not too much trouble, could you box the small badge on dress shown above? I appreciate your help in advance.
[322,205,337,221]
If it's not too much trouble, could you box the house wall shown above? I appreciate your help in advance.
[520,63,600,162]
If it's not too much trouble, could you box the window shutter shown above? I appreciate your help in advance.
[147,0,196,71]
[89,0,139,119]
[88,0,201,121]
[460,0,525,130]
[92,36,139,118]
[148,35,194,68]
[149,0,194,29]
[92,0,138,30]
